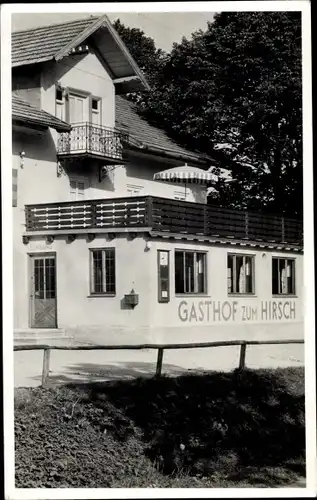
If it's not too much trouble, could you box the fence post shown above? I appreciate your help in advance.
[90,200,97,229]
[281,216,285,242]
[239,343,247,370]
[146,196,153,227]
[42,348,51,387]
[155,348,164,377]
[203,205,208,236]
[245,212,249,239]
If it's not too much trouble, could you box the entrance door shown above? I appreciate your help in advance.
[30,255,57,328]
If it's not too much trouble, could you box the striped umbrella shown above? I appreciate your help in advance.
[153,164,217,200]
[153,164,217,185]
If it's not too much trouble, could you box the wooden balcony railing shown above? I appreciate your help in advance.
[25,196,303,246]
[57,122,128,161]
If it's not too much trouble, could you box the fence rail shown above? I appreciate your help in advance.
[14,339,304,386]
[25,196,303,246]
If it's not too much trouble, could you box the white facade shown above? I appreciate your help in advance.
[12,19,303,347]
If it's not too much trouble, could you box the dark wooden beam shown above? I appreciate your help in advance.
[66,234,76,243]
[46,235,55,244]
[113,75,139,84]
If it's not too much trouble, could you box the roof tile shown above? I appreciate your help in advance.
[12,92,71,131]
[115,96,208,165]
[12,17,98,66]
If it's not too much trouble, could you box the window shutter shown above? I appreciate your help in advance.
[99,99,102,126]
[12,168,18,207]
[88,95,93,124]
[64,88,70,123]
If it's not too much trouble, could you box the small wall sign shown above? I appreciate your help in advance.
[158,250,170,303]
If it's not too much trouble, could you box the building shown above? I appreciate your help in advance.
[12,15,303,346]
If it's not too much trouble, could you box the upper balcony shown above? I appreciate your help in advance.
[24,196,303,250]
[57,122,128,163]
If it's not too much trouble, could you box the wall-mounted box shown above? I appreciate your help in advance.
[124,289,139,308]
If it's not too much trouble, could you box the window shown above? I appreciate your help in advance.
[69,178,87,200]
[158,250,170,302]
[127,184,143,196]
[272,257,295,295]
[56,88,63,102]
[175,251,206,294]
[91,97,101,125]
[227,254,254,294]
[90,248,116,295]
[174,190,186,201]
[92,98,99,110]
[55,86,64,121]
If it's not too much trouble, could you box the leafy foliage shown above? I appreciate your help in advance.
[15,367,305,487]
[113,19,168,106]
[114,13,302,217]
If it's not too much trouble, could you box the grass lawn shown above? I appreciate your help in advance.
[15,367,305,488]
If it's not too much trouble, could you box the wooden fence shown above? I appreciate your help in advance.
[14,339,304,387]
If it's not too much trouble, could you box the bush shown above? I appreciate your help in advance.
[15,367,305,487]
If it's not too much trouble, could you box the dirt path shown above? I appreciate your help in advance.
[14,341,304,387]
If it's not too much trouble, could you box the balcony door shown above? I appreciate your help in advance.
[68,92,89,151]
[29,254,57,328]
[69,93,88,124]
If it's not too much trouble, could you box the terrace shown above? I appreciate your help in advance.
[24,196,303,249]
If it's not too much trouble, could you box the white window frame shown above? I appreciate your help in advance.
[90,96,102,125]
[90,248,116,295]
[55,85,65,121]
[227,253,255,295]
[272,257,296,295]
[175,250,207,295]
[69,176,89,201]
[173,190,186,201]
[126,184,144,196]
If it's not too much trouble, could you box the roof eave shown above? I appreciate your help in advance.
[125,142,210,167]
[12,56,52,68]
[114,76,150,94]
[12,116,71,132]
[54,15,108,61]
[54,14,149,92]
[101,16,150,91]
[13,118,48,132]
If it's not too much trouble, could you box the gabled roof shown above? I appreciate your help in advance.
[115,96,212,167]
[12,92,71,132]
[12,15,149,93]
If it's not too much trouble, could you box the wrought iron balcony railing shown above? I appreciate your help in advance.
[57,122,128,161]
[25,196,303,248]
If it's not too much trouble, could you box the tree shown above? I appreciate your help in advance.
[113,19,167,105]
[133,13,302,217]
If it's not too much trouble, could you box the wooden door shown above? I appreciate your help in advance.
[69,94,86,124]
[68,93,88,150]
[30,255,57,328]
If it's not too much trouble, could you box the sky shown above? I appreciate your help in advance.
[11,12,216,52]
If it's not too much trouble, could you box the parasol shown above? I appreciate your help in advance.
[153,164,217,199]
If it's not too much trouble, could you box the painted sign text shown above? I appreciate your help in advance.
[178,300,296,323]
